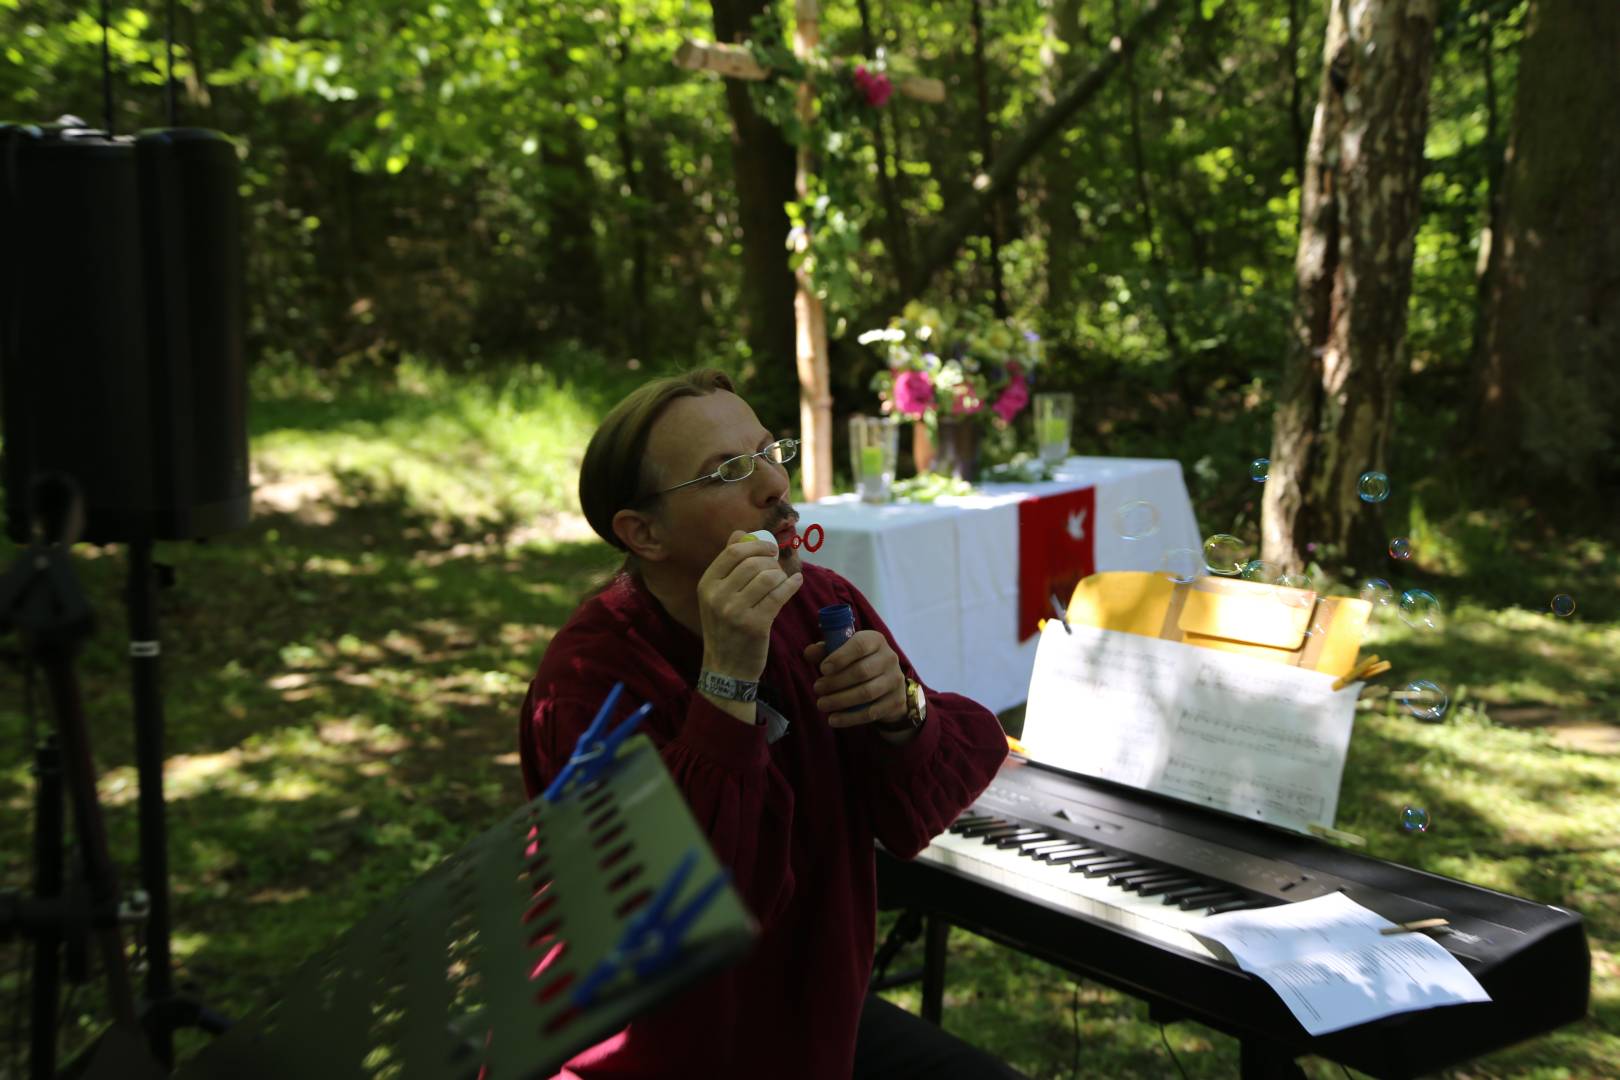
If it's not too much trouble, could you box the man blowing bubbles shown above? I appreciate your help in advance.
[519,370,1018,1079]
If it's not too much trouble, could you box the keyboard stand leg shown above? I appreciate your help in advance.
[921,916,949,1025]
[1239,1039,1306,1080]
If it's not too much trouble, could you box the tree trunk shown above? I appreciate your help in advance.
[1467,0,1620,487]
[1464,4,1502,376]
[970,0,1008,317]
[854,0,913,288]
[1286,0,1306,180]
[1037,0,1088,324]
[612,18,649,360]
[712,0,800,435]
[1111,0,1184,366]
[1261,0,1440,572]
[540,46,608,342]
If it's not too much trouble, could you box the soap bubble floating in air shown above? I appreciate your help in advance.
[1202,534,1248,576]
[1114,500,1161,540]
[1241,559,1280,585]
[1358,471,1391,503]
[1398,589,1443,632]
[1359,578,1395,609]
[1161,548,1203,584]
[1276,572,1314,608]
[1399,679,1449,722]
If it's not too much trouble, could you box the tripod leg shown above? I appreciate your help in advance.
[127,539,176,1066]
[30,737,63,1080]
[38,652,137,1028]
[920,916,949,1025]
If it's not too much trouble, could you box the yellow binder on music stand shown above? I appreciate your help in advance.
[1056,571,1371,678]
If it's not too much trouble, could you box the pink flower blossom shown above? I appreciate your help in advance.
[892,369,934,416]
[992,372,1029,423]
[853,66,893,108]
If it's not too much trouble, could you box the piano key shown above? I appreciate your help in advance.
[1161,883,1220,903]
[976,826,1028,842]
[993,830,1050,849]
[1109,868,1173,886]
[949,815,997,834]
[1177,890,1239,911]
[908,827,1222,961]
[1037,846,1100,863]
[1078,859,1140,878]
[1205,898,1263,915]
[957,819,1012,838]
[1136,878,1202,898]
[1118,873,1187,893]
[1018,838,1079,855]
[1061,852,1124,870]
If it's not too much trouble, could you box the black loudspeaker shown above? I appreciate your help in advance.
[0,122,250,544]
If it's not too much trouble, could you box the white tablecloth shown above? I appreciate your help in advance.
[800,457,1201,714]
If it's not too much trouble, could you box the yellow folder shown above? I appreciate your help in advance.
[1054,571,1370,678]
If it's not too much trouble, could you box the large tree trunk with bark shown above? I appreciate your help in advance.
[1261,0,1439,572]
[1466,0,1620,488]
[712,0,800,434]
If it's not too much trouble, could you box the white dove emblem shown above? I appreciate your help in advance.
[1066,509,1087,543]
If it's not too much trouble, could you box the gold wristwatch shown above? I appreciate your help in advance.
[877,679,927,733]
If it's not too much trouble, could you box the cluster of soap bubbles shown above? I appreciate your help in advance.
[1096,456,1576,841]
[1198,461,1465,834]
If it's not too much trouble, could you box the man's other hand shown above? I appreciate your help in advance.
[803,631,906,728]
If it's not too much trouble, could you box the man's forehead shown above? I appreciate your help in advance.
[650,391,768,470]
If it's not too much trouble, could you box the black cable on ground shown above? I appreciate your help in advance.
[1068,981,1079,1079]
[1158,1022,1191,1080]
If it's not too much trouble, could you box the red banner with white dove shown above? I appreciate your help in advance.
[1017,486,1097,641]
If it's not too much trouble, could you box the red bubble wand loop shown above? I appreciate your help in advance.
[788,524,825,552]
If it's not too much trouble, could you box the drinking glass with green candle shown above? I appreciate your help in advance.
[849,415,899,503]
[1034,392,1074,465]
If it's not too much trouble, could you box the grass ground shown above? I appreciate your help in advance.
[0,357,1615,1078]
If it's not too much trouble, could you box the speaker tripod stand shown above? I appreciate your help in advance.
[0,478,227,1076]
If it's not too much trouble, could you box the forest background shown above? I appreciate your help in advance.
[1,0,1618,1077]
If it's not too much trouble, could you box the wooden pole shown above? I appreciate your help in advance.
[672,24,947,503]
[792,0,833,503]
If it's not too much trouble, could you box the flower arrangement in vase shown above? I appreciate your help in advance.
[861,302,1043,480]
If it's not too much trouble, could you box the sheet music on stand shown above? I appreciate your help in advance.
[178,733,757,1080]
[1022,620,1361,834]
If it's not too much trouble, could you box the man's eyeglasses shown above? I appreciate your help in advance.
[653,438,798,496]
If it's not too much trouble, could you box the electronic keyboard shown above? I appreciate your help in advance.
[877,755,1590,1079]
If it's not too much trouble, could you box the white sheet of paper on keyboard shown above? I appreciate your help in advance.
[1022,620,1359,833]
[1190,891,1491,1035]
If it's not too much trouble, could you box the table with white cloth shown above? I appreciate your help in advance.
[800,457,1202,714]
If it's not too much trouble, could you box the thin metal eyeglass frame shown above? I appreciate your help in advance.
[651,438,798,497]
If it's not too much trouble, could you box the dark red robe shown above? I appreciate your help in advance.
[519,563,1007,1078]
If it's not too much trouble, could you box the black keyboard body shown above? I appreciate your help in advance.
[877,756,1590,1079]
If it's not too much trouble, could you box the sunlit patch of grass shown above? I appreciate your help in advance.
[250,356,618,530]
